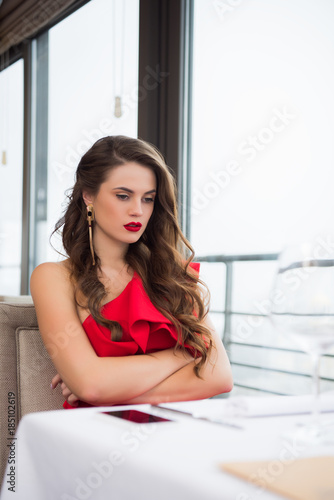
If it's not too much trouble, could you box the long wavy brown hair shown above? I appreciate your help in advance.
[53,135,213,376]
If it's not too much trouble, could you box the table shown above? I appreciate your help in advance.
[1,396,334,500]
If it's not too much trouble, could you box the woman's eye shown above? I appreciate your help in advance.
[144,197,155,203]
[116,194,129,200]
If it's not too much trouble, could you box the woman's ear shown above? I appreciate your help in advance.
[82,191,94,206]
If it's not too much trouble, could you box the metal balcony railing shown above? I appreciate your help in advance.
[195,253,334,396]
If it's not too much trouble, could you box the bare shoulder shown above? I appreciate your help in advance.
[31,259,70,278]
[30,260,73,299]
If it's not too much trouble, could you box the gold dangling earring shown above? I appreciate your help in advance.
[87,205,96,266]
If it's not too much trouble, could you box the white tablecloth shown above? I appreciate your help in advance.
[1,397,334,500]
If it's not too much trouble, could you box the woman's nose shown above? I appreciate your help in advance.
[129,198,143,216]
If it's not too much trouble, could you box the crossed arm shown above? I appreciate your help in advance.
[31,262,233,407]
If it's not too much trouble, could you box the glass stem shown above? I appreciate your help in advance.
[309,353,321,422]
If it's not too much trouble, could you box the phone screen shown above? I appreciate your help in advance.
[102,409,172,424]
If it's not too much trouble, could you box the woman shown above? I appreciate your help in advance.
[30,135,233,408]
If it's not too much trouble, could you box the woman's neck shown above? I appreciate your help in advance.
[93,233,128,271]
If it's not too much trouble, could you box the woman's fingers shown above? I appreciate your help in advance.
[51,373,62,389]
[67,394,79,407]
[59,381,80,406]
[61,385,72,398]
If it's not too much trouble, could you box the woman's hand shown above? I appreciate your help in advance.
[51,373,80,407]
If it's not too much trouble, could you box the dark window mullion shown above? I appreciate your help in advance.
[178,0,193,240]
[21,42,33,295]
[32,31,49,273]
[21,32,49,294]
[138,0,192,235]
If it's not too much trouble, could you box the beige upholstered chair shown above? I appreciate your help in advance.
[0,301,64,486]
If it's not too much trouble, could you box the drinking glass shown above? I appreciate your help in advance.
[269,240,334,444]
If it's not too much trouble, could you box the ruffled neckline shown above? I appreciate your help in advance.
[81,262,200,353]
[82,271,137,327]
[82,269,178,353]
[82,262,199,327]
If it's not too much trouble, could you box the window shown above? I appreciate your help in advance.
[0,0,140,295]
[0,60,24,295]
[190,0,334,395]
[191,0,334,255]
[3,2,207,297]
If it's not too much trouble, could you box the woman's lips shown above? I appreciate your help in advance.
[124,222,142,232]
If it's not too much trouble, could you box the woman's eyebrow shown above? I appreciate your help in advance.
[112,187,156,194]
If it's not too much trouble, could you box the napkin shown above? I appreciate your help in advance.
[220,456,334,500]
[159,392,334,420]
[219,392,334,418]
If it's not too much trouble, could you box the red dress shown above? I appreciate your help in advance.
[63,263,200,409]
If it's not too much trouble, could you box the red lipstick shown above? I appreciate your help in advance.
[124,222,142,232]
